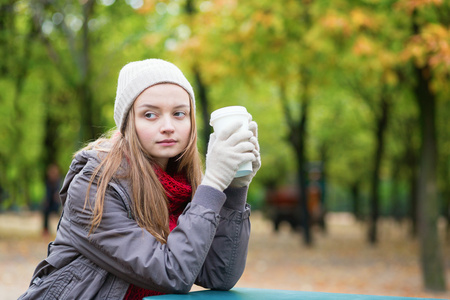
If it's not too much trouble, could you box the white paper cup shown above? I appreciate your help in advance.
[210,106,252,178]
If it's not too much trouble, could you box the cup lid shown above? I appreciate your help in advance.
[210,106,248,124]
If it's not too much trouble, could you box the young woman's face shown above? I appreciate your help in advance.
[133,83,191,169]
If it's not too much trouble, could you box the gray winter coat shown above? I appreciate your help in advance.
[19,150,251,299]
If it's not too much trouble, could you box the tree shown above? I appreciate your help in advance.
[399,0,449,291]
[184,0,213,154]
[386,95,421,235]
[0,0,164,208]
[30,0,101,143]
[0,0,42,207]
[318,2,407,243]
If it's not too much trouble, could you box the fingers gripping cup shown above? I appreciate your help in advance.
[210,106,253,178]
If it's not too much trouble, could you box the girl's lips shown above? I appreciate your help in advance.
[157,139,177,146]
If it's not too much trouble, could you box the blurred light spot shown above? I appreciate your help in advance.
[52,12,64,25]
[165,38,177,51]
[176,24,191,40]
[156,2,167,15]
[14,1,27,13]
[126,0,143,9]
[42,20,54,35]
[66,14,83,32]
[99,0,115,6]
[167,2,179,16]
[199,1,212,12]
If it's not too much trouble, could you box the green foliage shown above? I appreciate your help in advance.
[0,0,448,216]
[1,0,447,290]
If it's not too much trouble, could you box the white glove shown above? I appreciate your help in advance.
[230,121,261,188]
[202,121,256,192]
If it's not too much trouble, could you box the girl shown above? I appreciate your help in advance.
[19,59,261,299]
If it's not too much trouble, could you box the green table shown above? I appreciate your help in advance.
[146,288,438,300]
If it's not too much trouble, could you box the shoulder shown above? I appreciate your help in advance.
[60,149,105,204]
[74,140,129,177]
[69,148,130,197]
[70,146,105,169]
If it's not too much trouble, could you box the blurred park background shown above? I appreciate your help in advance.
[0,0,449,298]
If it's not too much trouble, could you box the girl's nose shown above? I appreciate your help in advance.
[160,116,175,134]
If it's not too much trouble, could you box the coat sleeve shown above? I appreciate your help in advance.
[60,166,228,294]
[194,186,251,290]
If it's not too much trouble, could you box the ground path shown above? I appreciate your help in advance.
[1,211,449,299]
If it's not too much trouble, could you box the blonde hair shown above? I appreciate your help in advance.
[83,96,202,244]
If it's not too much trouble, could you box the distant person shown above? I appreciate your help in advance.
[19,59,261,299]
[42,163,61,236]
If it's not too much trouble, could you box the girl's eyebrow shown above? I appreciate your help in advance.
[174,104,190,110]
[136,104,190,110]
[136,104,158,110]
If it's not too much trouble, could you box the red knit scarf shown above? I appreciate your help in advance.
[123,167,192,300]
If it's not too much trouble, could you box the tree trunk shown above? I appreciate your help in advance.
[296,68,312,246]
[415,64,447,291]
[10,16,37,208]
[368,96,389,244]
[319,144,328,231]
[442,165,450,241]
[77,83,97,143]
[193,67,211,154]
[184,1,211,154]
[408,167,419,237]
[294,127,311,246]
[78,0,97,143]
[43,101,60,166]
[293,1,313,246]
[279,80,312,246]
[405,140,419,237]
[390,157,402,221]
[411,7,447,290]
[295,137,311,246]
[351,181,362,221]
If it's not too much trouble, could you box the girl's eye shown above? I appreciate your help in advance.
[144,112,156,119]
[174,111,187,118]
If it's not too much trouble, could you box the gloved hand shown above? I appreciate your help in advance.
[230,121,261,188]
[202,121,256,192]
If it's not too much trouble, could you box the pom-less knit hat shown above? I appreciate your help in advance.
[114,59,195,132]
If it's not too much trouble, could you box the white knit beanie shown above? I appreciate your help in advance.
[114,59,195,132]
